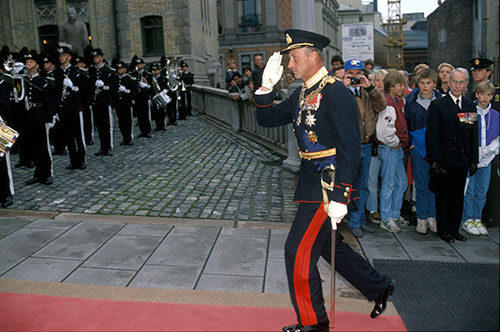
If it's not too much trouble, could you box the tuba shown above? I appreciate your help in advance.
[4,56,27,104]
[165,58,179,92]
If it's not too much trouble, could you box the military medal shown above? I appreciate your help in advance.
[307,131,318,143]
[305,113,317,127]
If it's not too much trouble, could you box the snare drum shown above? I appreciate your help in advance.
[152,90,172,109]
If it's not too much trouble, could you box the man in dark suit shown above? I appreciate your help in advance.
[426,68,479,243]
[255,29,394,332]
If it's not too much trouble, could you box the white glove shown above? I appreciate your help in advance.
[139,81,150,89]
[95,80,104,88]
[118,85,126,92]
[327,201,348,230]
[63,78,73,88]
[261,52,284,90]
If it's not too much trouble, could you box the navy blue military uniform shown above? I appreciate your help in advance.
[256,66,391,328]
[131,62,153,137]
[54,57,87,170]
[75,57,94,145]
[178,61,194,120]
[0,72,15,206]
[426,94,478,240]
[151,65,168,131]
[90,52,117,156]
[112,62,136,145]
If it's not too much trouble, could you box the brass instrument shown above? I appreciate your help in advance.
[3,56,26,105]
[165,58,179,92]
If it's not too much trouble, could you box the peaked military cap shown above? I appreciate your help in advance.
[150,62,162,70]
[136,58,145,64]
[280,29,330,54]
[24,50,40,64]
[74,56,84,63]
[92,48,104,56]
[57,46,71,54]
[468,57,494,70]
[180,60,188,67]
[116,61,127,69]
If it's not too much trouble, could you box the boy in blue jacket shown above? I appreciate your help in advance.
[405,69,442,234]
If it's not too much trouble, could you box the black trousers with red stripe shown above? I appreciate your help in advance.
[285,202,391,326]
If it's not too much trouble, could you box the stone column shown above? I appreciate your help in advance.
[282,0,316,173]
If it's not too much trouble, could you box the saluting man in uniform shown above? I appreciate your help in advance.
[254,29,395,332]
[23,51,56,185]
[90,48,117,156]
[112,61,136,146]
[54,46,87,170]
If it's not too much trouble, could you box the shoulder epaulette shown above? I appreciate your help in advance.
[325,75,336,84]
[128,75,137,80]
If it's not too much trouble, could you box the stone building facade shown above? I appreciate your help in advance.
[0,0,220,86]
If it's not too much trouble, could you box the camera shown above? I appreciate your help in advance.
[350,77,361,85]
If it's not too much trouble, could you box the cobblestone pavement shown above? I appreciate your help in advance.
[10,114,298,222]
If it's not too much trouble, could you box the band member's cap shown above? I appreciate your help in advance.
[57,46,71,55]
[92,48,104,56]
[468,57,494,70]
[116,61,127,69]
[136,58,145,64]
[180,60,188,67]
[24,51,40,64]
[280,29,330,54]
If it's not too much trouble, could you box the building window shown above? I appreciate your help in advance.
[141,16,164,56]
[237,0,262,32]
[39,24,58,52]
[438,28,446,44]
[239,52,263,71]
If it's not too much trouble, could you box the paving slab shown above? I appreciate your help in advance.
[268,229,288,259]
[220,228,269,238]
[116,224,172,237]
[129,265,201,289]
[486,227,499,244]
[357,234,410,262]
[203,235,267,276]
[450,236,499,264]
[264,257,288,294]
[147,226,219,267]
[195,274,264,293]
[64,267,135,287]
[2,257,80,282]
[0,228,66,275]
[82,235,163,270]
[23,218,80,230]
[33,222,124,260]
[0,218,33,239]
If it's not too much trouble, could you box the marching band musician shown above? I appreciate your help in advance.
[151,62,167,131]
[178,61,194,120]
[75,56,94,146]
[22,51,56,185]
[112,61,136,146]
[54,46,87,170]
[131,58,153,138]
[90,48,117,156]
[166,58,178,126]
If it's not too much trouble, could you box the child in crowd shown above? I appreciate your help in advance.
[462,82,499,235]
[376,70,409,232]
[405,69,442,234]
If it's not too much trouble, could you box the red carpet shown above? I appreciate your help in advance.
[0,292,406,331]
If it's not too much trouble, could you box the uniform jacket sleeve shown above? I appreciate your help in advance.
[376,105,400,147]
[255,90,295,127]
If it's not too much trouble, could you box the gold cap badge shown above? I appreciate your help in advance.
[475,59,480,65]
[286,33,292,45]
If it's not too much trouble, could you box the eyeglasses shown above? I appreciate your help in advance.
[450,80,467,85]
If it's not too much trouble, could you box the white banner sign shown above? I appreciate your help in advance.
[342,22,374,61]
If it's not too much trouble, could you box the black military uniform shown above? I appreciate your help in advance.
[255,30,393,332]
[467,57,500,115]
[151,63,168,131]
[131,59,153,138]
[42,55,66,156]
[165,63,179,126]
[23,51,56,185]
[178,61,194,120]
[75,56,94,145]
[54,46,86,170]
[427,92,479,242]
[89,48,117,156]
[0,60,15,207]
[112,61,136,145]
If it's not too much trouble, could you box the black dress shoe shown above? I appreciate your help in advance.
[371,280,395,319]
[65,164,77,170]
[1,196,13,208]
[440,234,455,243]
[14,161,27,168]
[27,161,35,168]
[283,321,329,332]
[104,150,113,156]
[94,150,104,156]
[86,140,94,146]
[42,177,53,185]
[25,177,40,185]
[120,141,127,146]
[79,163,87,170]
[452,233,467,242]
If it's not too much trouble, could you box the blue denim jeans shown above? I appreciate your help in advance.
[366,155,381,212]
[378,145,407,222]
[347,143,372,228]
[462,164,491,221]
[410,148,436,220]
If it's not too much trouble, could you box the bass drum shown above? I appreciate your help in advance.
[152,90,172,109]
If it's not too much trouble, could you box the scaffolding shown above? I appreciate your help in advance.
[382,0,407,68]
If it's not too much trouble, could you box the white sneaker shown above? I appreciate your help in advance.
[396,216,410,227]
[474,219,488,235]
[380,218,401,233]
[462,219,480,235]
[416,219,427,234]
[426,217,437,233]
